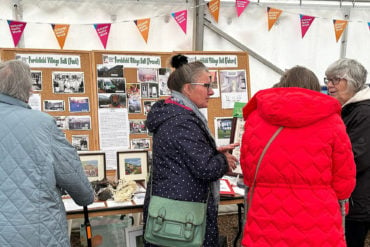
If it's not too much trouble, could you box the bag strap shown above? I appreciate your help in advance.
[247,126,284,212]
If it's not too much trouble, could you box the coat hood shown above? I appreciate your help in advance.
[146,98,193,133]
[243,87,342,128]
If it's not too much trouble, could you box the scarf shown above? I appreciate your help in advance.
[171,91,221,205]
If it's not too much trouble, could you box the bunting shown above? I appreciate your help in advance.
[236,0,250,17]
[51,24,70,49]
[134,18,150,43]
[333,19,348,42]
[300,14,315,38]
[171,10,187,34]
[1,2,370,47]
[94,23,111,49]
[267,7,283,31]
[208,0,220,23]
[7,20,27,47]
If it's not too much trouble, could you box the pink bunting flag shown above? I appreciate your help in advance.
[7,20,27,47]
[94,23,111,49]
[300,14,315,38]
[171,10,187,34]
[236,0,250,17]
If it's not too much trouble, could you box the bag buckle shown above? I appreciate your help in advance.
[184,213,194,240]
[153,207,165,232]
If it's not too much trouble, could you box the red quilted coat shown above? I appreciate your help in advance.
[240,87,356,247]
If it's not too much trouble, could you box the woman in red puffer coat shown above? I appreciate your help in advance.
[240,66,356,247]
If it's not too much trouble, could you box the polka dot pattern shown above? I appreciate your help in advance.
[143,100,228,247]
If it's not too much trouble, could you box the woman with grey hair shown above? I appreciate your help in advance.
[0,60,94,246]
[325,58,370,247]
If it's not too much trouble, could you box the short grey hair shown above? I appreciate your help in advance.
[0,60,32,102]
[325,58,368,93]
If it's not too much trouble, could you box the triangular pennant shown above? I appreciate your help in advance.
[7,20,27,47]
[368,22,370,30]
[333,19,348,42]
[267,7,282,31]
[300,14,315,38]
[134,18,150,43]
[207,0,220,23]
[171,10,187,34]
[51,24,70,49]
[236,0,250,17]
[94,23,111,49]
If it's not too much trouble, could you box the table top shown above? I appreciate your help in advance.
[65,194,244,220]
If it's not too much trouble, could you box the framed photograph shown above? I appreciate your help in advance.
[43,100,65,112]
[137,68,158,82]
[72,135,89,151]
[52,71,84,94]
[98,93,127,108]
[69,97,90,112]
[131,138,150,150]
[129,119,147,134]
[209,70,220,98]
[31,70,42,91]
[214,117,233,146]
[68,115,91,130]
[117,150,148,181]
[219,178,235,196]
[125,225,144,247]
[78,152,106,182]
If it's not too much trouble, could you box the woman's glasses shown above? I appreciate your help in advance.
[191,83,212,89]
[323,77,344,85]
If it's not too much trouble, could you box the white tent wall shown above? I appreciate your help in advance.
[0,0,369,95]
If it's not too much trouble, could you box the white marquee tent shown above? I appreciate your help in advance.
[0,0,369,95]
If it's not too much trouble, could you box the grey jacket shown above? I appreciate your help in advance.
[0,93,94,246]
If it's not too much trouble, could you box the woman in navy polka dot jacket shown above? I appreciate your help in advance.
[143,55,238,247]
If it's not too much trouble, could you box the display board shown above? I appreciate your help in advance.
[0,49,250,154]
[0,48,99,151]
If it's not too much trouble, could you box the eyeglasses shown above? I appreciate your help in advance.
[323,77,344,85]
[191,83,212,89]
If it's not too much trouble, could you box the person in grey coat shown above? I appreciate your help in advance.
[0,60,94,247]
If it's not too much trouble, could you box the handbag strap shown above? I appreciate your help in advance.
[247,126,284,212]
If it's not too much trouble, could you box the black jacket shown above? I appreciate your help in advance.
[342,87,370,221]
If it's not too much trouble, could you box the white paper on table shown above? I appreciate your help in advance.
[63,199,105,211]
[133,193,145,205]
[106,200,133,207]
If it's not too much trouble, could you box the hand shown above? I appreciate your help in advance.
[217,143,240,152]
[223,152,239,172]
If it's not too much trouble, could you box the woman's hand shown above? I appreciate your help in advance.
[217,143,240,172]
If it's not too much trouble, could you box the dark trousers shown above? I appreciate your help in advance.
[345,219,370,247]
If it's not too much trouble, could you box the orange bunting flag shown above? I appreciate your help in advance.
[7,20,27,47]
[207,0,220,23]
[267,7,282,31]
[300,14,315,38]
[51,24,70,49]
[236,0,250,17]
[94,23,111,49]
[134,18,150,43]
[172,10,187,34]
[333,19,348,42]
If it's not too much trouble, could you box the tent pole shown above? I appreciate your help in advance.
[340,8,351,59]
[193,0,205,51]
[11,0,25,48]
